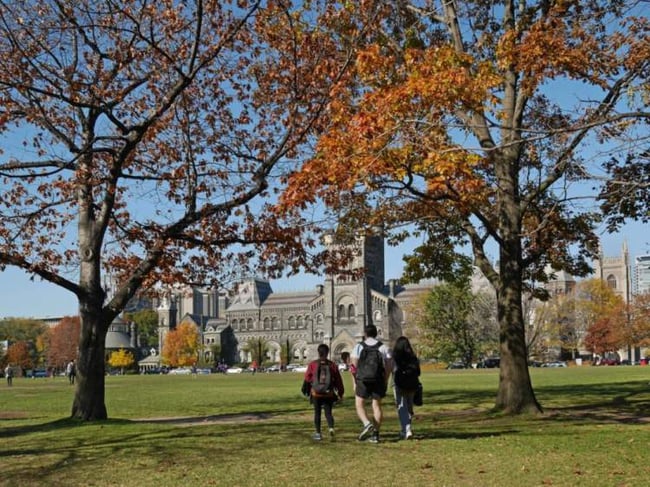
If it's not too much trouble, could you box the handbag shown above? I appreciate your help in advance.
[413,381,423,406]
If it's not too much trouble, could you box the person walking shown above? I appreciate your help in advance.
[340,351,356,393]
[301,343,344,441]
[66,360,76,385]
[351,324,392,444]
[392,336,421,440]
[5,364,13,387]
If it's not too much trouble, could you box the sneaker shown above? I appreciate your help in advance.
[312,432,322,441]
[367,432,380,443]
[405,430,413,440]
[358,422,375,441]
[328,428,335,439]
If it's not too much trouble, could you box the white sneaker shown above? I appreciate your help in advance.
[405,430,413,440]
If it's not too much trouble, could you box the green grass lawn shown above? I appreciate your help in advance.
[1,366,649,487]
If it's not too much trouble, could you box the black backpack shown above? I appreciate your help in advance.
[356,341,385,383]
[311,360,333,397]
[394,355,420,390]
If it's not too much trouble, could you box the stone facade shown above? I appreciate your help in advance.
[157,230,434,365]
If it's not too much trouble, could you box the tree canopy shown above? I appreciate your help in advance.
[281,0,650,413]
[0,0,372,419]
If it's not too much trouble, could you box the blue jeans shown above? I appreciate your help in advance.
[393,386,415,434]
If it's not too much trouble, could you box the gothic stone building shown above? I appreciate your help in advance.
[156,231,434,365]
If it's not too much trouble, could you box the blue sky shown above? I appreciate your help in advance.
[1,218,647,319]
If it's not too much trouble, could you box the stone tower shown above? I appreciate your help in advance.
[322,227,386,343]
[157,292,177,355]
[595,241,632,303]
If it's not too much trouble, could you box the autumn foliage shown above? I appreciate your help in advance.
[0,1,371,419]
[162,323,200,368]
[5,341,35,371]
[108,349,135,373]
[46,316,81,371]
[281,1,650,414]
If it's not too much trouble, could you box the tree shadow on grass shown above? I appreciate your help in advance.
[428,379,650,426]
[534,380,650,425]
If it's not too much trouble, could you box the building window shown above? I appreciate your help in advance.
[348,304,355,319]
[337,304,345,319]
[288,316,295,329]
[263,317,270,330]
[607,274,617,289]
[296,316,303,329]
[247,318,254,330]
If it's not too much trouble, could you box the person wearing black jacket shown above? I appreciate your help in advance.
[392,336,420,440]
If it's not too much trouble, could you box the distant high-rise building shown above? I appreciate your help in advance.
[634,255,650,295]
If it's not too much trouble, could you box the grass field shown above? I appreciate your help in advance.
[1,366,649,487]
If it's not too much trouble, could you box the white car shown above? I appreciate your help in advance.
[292,365,308,373]
[168,367,192,375]
[226,367,243,374]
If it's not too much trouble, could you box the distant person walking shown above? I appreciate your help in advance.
[392,336,421,440]
[352,324,392,443]
[66,360,76,385]
[301,343,344,441]
[5,364,13,387]
[341,351,356,393]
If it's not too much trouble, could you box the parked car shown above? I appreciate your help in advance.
[477,358,500,369]
[266,364,281,373]
[226,367,243,374]
[598,357,620,366]
[168,367,192,375]
[542,361,568,368]
[446,361,466,370]
[292,365,308,373]
[28,369,48,378]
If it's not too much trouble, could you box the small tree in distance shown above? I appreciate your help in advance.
[47,317,81,372]
[6,341,34,372]
[107,349,135,375]
[162,323,200,368]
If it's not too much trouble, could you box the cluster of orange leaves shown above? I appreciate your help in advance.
[282,44,496,217]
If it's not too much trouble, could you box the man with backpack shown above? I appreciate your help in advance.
[301,343,344,441]
[351,324,392,443]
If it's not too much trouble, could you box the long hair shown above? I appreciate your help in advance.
[393,336,416,366]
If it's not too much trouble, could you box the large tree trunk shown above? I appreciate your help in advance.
[494,237,542,414]
[71,305,110,420]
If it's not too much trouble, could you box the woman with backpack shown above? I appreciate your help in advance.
[392,336,421,440]
[301,343,344,441]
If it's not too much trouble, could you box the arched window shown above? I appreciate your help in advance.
[338,304,345,319]
[348,304,355,319]
[606,274,617,289]
[288,316,295,329]
[263,317,270,330]
[247,318,254,330]
[296,316,303,328]
[271,317,278,329]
